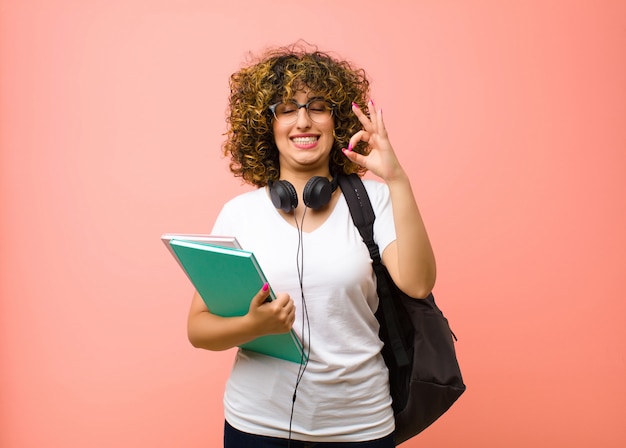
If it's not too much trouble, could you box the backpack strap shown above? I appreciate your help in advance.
[338,174,410,368]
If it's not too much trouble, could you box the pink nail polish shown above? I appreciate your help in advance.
[352,102,359,109]
[262,283,269,292]
[347,143,353,151]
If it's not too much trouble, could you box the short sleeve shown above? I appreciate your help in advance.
[363,179,396,256]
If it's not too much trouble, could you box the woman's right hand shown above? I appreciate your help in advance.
[187,284,295,351]
[246,284,296,335]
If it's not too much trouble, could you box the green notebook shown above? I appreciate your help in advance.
[167,238,307,364]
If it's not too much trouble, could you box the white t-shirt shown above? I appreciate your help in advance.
[211,179,397,442]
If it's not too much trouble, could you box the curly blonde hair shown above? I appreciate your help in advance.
[223,42,371,187]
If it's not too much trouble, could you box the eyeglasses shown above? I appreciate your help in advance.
[269,99,334,125]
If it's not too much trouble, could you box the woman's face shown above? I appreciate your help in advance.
[272,88,335,176]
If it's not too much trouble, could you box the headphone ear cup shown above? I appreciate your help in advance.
[302,176,333,210]
[269,180,298,213]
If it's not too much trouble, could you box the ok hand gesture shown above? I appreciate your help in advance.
[342,100,406,183]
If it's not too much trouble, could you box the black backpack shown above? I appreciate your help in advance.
[339,174,466,445]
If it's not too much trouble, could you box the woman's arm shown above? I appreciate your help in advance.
[343,101,436,298]
[187,285,296,350]
[379,172,436,298]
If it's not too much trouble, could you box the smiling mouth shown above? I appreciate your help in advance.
[291,136,319,145]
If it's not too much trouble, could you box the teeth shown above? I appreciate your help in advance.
[292,137,318,144]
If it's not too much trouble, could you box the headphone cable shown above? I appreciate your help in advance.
[287,208,311,446]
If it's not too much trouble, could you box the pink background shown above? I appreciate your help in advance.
[1,1,625,446]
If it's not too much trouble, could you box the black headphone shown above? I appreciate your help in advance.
[269,176,338,213]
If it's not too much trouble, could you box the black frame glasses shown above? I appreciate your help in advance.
[269,99,334,125]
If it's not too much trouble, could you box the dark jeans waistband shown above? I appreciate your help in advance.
[224,421,395,448]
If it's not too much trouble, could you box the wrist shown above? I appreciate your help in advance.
[385,169,411,188]
[240,313,262,341]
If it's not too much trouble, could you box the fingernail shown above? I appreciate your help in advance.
[347,143,353,151]
[352,102,359,109]
[369,99,375,107]
[262,283,269,292]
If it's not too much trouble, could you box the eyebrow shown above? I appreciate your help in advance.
[286,96,325,103]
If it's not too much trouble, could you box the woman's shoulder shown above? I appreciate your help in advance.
[361,177,387,190]
[212,187,270,235]
[221,187,266,209]
[361,178,390,199]
[357,178,392,216]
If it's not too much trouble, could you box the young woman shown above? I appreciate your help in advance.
[187,43,436,447]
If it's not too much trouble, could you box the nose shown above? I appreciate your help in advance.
[295,106,312,128]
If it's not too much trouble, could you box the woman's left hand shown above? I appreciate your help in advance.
[344,100,436,298]
[342,100,406,183]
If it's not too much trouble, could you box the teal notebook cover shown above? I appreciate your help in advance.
[168,239,307,364]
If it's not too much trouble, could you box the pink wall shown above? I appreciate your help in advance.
[1,1,625,446]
